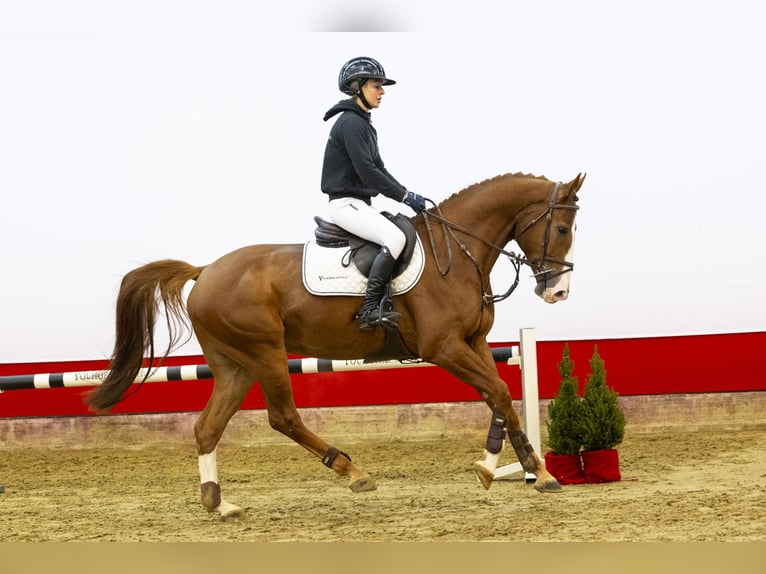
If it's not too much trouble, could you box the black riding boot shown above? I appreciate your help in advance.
[357,246,400,330]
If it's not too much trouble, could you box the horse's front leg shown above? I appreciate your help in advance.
[473,407,508,489]
[473,402,561,492]
[507,424,561,493]
[431,339,561,493]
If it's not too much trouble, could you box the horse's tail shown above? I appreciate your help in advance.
[85,259,203,412]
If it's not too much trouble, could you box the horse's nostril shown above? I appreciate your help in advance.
[554,290,568,301]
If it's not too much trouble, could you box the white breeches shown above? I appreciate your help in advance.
[328,197,406,259]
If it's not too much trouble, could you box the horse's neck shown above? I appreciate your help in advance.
[440,176,546,263]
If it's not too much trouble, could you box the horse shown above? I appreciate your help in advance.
[86,171,584,520]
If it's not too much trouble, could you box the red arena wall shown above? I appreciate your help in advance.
[0,332,764,418]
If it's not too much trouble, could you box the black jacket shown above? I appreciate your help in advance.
[320,100,408,204]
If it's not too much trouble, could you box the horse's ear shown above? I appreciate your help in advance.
[567,172,586,199]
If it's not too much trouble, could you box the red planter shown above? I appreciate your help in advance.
[581,449,621,483]
[544,451,586,485]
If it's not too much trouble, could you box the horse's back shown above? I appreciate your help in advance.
[204,243,302,279]
[186,241,389,360]
[189,243,304,318]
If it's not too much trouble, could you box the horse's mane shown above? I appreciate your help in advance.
[440,172,552,204]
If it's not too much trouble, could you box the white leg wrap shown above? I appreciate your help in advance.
[480,449,502,474]
[473,448,502,490]
[198,450,218,484]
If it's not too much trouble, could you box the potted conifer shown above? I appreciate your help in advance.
[544,344,586,485]
[579,345,625,483]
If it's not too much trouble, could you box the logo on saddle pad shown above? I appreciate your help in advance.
[302,218,425,297]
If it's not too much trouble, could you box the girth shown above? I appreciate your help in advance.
[313,211,417,279]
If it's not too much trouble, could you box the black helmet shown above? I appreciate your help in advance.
[338,57,396,96]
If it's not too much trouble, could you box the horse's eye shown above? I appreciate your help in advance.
[556,226,569,236]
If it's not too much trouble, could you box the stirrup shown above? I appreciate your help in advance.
[357,306,400,330]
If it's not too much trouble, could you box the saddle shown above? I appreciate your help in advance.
[313,211,417,279]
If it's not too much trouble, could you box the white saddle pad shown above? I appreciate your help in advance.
[302,238,425,297]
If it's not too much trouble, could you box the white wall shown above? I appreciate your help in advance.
[2,1,764,362]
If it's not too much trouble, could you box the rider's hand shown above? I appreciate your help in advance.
[403,191,426,214]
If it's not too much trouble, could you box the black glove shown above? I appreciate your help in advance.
[403,191,426,214]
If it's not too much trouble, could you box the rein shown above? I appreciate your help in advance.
[422,203,524,305]
[420,181,578,305]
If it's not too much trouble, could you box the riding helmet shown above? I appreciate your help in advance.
[338,57,396,95]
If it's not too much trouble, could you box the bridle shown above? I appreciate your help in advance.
[515,181,579,283]
[421,181,579,305]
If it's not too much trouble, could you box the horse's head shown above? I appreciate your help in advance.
[514,173,584,304]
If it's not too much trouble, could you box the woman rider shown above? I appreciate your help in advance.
[321,56,426,330]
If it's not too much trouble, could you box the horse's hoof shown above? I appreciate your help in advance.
[473,461,494,490]
[216,500,245,521]
[535,478,563,493]
[220,509,245,522]
[349,476,377,492]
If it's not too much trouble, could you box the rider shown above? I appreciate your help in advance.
[321,56,426,330]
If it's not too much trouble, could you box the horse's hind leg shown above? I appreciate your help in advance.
[194,361,254,521]
[251,347,377,493]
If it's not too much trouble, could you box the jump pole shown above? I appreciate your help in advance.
[492,327,542,481]
[0,346,518,390]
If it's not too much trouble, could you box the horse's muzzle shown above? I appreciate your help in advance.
[535,280,569,303]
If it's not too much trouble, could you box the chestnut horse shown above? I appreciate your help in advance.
[86,172,584,520]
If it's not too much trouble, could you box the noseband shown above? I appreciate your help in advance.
[421,181,579,305]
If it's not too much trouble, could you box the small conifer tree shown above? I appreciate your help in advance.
[546,344,582,455]
[580,345,625,451]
